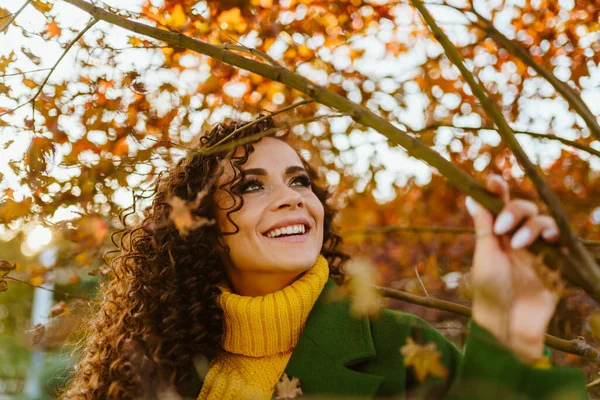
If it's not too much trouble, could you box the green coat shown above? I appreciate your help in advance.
[194,278,587,399]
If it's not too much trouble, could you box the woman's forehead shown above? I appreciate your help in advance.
[217,138,302,183]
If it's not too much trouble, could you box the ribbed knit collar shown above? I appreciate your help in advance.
[216,254,329,357]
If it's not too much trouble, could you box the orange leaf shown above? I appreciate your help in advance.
[23,78,37,89]
[112,136,129,157]
[275,373,302,399]
[46,21,61,38]
[400,338,448,383]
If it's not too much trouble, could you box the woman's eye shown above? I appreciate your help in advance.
[291,175,311,187]
[239,179,263,193]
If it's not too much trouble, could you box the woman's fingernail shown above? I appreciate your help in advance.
[494,212,514,235]
[511,228,531,249]
[542,228,558,239]
[465,196,478,217]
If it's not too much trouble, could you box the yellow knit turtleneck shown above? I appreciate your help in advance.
[197,254,329,400]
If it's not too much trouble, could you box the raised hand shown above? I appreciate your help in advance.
[465,174,561,363]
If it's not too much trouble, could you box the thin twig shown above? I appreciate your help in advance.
[419,124,600,159]
[205,99,313,151]
[411,0,600,299]
[378,285,600,363]
[4,276,90,301]
[0,0,33,33]
[0,68,52,78]
[0,18,98,118]
[414,265,430,297]
[200,113,349,156]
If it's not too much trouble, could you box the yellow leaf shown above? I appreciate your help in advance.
[400,338,448,383]
[217,8,247,33]
[31,0,53,14]
[23,78,37,89]
[165,4,188,30]
[342,258,382,317]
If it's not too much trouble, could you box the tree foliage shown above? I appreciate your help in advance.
[0,0,600,397]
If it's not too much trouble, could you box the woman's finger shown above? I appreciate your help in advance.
[486,174,510,204]
[510,215,559,249]
[493,199,539,235]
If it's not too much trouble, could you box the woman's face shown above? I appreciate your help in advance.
[213,137,325,291]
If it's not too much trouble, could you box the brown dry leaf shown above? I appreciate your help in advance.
[400,338,448,383]
[50,300,70,318]
[343,258,382,317]
[167,191,214,237]
[21,46,41,65]
[275,373,302,399]
[0,260,16,278]
[0,280,7,292]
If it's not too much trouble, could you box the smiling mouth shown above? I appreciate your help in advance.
[262,226,311,242]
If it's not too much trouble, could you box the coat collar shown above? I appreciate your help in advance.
[282,278,384,399]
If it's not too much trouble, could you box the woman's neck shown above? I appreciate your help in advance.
[224,267,308,296]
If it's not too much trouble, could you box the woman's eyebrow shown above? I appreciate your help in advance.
[241,166,306,176]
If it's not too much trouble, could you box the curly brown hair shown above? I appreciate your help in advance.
[59,116,349,399]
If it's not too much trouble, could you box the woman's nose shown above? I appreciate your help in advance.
[271,185,304,210]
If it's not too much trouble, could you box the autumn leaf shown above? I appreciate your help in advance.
[0,260,15,292]
[400,338,448,383]
[23,78,37,89]
[0,197,33,224]
[46,20,61,38]
[165,4,188,30]
[167,190,214,237]
[50,300,70,318]
[21,46,41,65]
[0,51,16,74]
[31,0,53,14]
[338,258,382,317]
[275,373,302,399]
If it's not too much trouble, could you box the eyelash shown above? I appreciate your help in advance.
[237,174,311,194]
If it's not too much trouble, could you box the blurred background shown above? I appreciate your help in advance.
[1,0,600,398]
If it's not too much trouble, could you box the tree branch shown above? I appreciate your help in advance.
[419,124,600,159]
[5,276,90,301]
[340,224,600,249]
[378,286,600,363]
[411,0,600,299]
[218,43,282,67]
[0,0,32,33]
[61,0,600,301]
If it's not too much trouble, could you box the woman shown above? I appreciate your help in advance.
[60,117,587,399]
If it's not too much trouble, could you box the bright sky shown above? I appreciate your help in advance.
[1,0,599,243]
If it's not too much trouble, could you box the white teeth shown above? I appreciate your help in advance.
[266,224,306,238]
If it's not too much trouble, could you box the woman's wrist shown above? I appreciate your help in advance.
[472,304,545,364]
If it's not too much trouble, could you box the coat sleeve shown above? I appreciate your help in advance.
[404,314,588,400]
